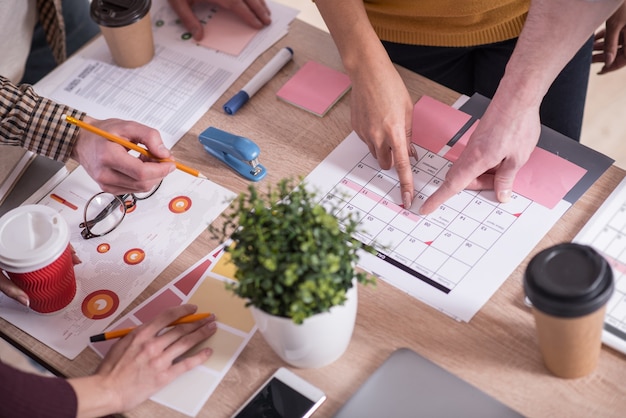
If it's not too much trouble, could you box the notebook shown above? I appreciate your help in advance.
[333,348,522,418]
[0,146,35,206]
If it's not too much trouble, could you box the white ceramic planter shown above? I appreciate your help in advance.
[251,282,358,368]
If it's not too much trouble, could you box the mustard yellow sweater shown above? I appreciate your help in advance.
[364,0,530,47]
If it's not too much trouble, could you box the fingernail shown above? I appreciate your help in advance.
[191,27,202,41]
[207,322,217,331]
[498,189,511,203]
[18,295,29,307]
[72,252,82,264]
[403,192,413,209]
[168,164,176,173]
[409,144,418,160]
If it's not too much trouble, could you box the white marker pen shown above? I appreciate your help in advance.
[223,47,294,115]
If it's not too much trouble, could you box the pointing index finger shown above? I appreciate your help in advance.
[393,145,415,210]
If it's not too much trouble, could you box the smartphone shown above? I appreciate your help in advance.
[231,367,326,418]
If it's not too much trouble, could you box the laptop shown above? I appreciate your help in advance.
[333,348,523,418]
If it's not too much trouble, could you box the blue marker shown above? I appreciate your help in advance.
[223,47,294,115]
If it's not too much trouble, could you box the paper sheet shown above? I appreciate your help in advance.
[91,244,253,417]
[573,176,626,355]
[34,0,298,149]
[303,95,610,322]
[0,168,235,359]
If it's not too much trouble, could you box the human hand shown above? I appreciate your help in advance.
[168,0,271,41]
[69,304,217,417]
[419,100,541,215]
[0,245,81,308]
[593,2,626,74]
[350,62,416,209]
[70,117,175,195]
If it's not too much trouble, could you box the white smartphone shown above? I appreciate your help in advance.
[231,367,326,418]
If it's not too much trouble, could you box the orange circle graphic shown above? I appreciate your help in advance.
[169,196,192,213]
[81,290,119,320]
[97,243,111,253]
[124,248,145,265]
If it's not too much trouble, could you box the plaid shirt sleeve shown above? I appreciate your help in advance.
[0,75,85,162]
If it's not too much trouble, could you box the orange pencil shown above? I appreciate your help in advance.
[63,114,207,179]
[89,312,212,342]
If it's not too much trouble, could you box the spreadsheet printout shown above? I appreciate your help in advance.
[304,94,613,322]
[574,177,626,355]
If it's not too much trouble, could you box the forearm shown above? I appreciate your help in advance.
[314,0,393,80]
[0,362,78,417]
[0,75,84,161]
[496,0,622,107]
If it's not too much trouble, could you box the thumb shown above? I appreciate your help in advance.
[492,164,517,204]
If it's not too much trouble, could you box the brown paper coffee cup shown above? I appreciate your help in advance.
[524,243,614,379]
[91,0,154,68]
[533,305,606,378]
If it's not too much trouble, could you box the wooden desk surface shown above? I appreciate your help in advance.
[2,19,626,418]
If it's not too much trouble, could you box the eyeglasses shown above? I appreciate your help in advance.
[79,181,162,239]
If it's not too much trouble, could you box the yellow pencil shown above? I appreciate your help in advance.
[63,114,207,179]
[89,312,213,342]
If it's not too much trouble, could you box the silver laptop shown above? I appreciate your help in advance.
[333,348,523,418]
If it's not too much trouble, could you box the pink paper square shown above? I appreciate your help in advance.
[514,147,587,209]
[412,96,587,209]
[198,7,259,56]
[276,61,352,117]
[412,95,472,153]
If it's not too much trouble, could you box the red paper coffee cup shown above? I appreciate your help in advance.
[0,205,76,313]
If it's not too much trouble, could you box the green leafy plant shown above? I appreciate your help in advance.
[210,178,375,324]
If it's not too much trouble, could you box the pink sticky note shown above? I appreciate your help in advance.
[276,61,352,117]
[198,7,259,56]
[514,147,587,209]
[412,95,473,153]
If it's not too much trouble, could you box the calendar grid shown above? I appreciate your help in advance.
[304,94,612,322]
[320,144,531,294]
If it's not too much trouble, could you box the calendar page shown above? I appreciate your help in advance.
[304,94,613,322]
[574,177,626,355]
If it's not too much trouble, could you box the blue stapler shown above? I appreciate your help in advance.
[198,127,267,181]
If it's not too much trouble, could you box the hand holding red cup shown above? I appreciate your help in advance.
[0,205,76,314]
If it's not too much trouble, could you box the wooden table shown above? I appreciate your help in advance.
[2,19,626,418]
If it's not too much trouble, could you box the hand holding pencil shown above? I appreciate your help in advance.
[65,114,205,195]
[90,312,214,342]
[79,305,217,415]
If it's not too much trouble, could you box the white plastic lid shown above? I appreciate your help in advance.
[0,205,70,273]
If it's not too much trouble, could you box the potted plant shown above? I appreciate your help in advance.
[210,178,374,368]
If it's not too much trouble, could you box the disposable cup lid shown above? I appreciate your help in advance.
[524,243,614,317]
[0,205,70,273]
[90,0,151,27]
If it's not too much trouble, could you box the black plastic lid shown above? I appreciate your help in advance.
[524,243,614,318]
[90,0,151,27]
